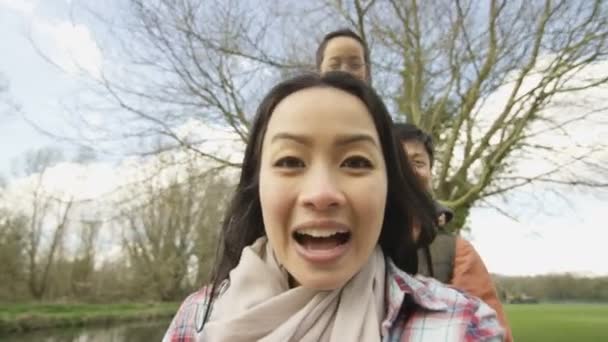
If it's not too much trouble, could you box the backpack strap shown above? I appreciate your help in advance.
[417,231,456,284]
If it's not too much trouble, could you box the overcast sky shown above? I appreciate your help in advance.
[1,0,607,276]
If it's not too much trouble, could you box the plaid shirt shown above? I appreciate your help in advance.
[163,259,504,342]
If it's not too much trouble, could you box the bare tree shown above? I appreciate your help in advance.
[191,172,232,286]
[119,153,230,301]
[315,0,608,226]
[0,209,28,300]
[14,148,75,299]
[66,0,306,164]
[48,0,607,227]
[69,220,100,299]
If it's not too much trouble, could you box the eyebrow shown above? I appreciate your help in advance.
[270,133,378,147]
[271,133,312,145]
[328,56,362,61]
[335,134,377,147]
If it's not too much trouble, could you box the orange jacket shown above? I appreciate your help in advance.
[452,237,513,342]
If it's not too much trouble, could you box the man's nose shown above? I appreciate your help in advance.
[340,64,351,72]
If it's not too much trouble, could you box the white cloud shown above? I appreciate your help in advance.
[3,119,240,210]
[0,0,38,14]
[33,19,103,79]
[175,119,245,165]
[1,0,103,79]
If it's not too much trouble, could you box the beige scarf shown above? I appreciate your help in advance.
[201,237,386,342]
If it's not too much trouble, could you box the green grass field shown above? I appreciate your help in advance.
[507,303,608,341]
[3,302,607,339]
[0,302,179,334]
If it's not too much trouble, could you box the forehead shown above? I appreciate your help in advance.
[324,36,365,59]
[402,141,430,159]
[264,87,379,142]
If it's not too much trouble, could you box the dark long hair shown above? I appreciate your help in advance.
[200,72,436,330]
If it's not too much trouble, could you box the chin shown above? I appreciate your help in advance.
[292,269,353,291]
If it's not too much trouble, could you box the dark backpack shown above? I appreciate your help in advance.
[417,201,457,284]
[417,231,456,284]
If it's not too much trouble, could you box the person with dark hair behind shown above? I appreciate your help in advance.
[394,122,512,342]
[163,72,504,341]
[316,28,371,83]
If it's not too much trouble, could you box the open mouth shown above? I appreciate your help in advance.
[293,230,351,250]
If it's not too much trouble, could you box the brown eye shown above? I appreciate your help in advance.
[341,156,373,169]
[274,156,305,168]
[413,161,426,168]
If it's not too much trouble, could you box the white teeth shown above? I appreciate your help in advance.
[296,229,348,238]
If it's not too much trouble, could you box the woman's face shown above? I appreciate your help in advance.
[319,37,368,82]
[259,86,387,290]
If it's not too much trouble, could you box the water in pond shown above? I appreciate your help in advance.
[1,319,170,342]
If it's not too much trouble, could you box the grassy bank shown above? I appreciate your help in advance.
[6,302,607,339]
[0,302,180,334]
[507,303,608,341]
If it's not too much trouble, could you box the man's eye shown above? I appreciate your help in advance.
[413,163,426,169]
[349,63,363,70]
[274,156,305,168]
[329,64,340,70]
[341,156,373,169]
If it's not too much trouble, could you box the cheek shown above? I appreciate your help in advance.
[424,168,432,181]
[259,172,293,239]
[414,166,430,180]
[359,67,368,81]
[352,176,387,236]
[413,167,427,182]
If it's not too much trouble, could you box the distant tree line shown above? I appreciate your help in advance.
[494,274,608,303]
[0,148,232,303]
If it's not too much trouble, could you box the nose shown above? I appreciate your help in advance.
[339,64,351,73]
[299,167,346,211]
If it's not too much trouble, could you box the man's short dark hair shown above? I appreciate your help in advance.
[394,123,435,168]
[315,28,371,81]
